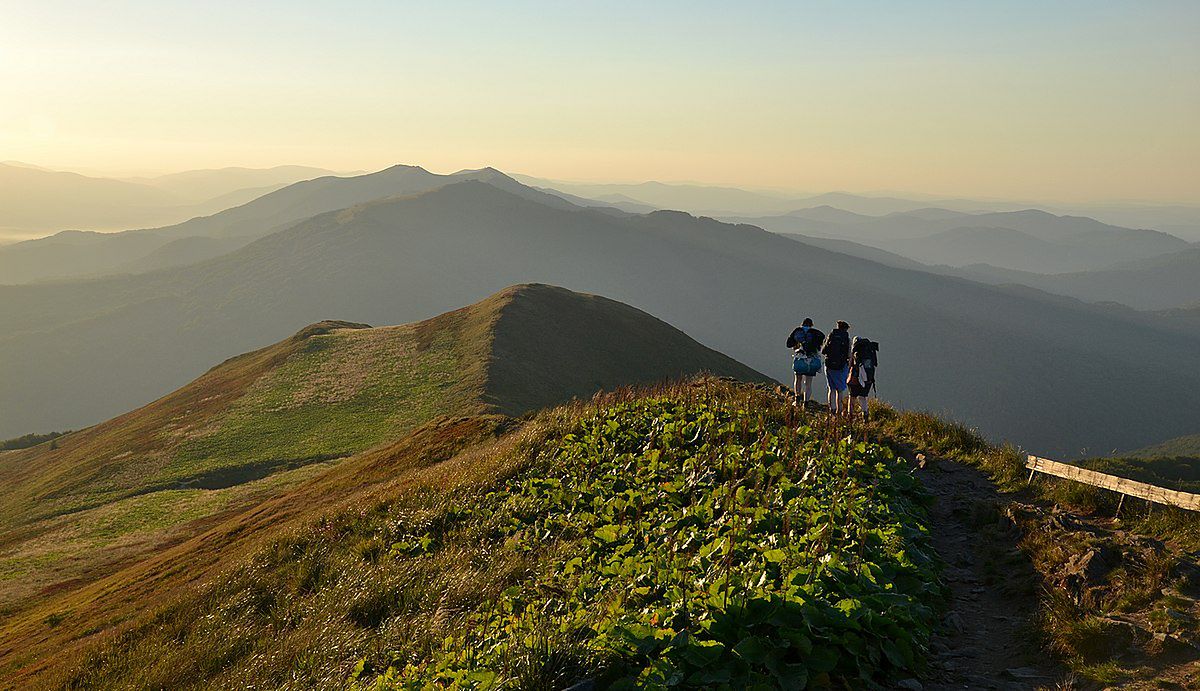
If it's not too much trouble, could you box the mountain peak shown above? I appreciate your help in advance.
[454,165,504,176]
[379,163,432,174]
[0,285,764,615]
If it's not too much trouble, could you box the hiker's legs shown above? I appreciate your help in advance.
[857,396,869,420]
[793,373,801,402]
[802,375,813,402]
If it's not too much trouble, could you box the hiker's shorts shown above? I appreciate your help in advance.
[826,366,849,392]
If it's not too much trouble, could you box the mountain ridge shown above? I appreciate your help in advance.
[0,283,764,615]
[0,166,579,285]
[2,178,1198,456]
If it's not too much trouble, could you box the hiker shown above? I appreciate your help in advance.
[848,336,878,421]
[821,320,851,414]
[786,318,825,404]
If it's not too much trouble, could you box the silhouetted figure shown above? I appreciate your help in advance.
[821,320,851,414]
[786,318,825,404]
[848,336,878,421]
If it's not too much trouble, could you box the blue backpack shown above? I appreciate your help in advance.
[792,353,822,376]
[789,325,823,375]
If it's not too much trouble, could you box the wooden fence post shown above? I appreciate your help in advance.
[1025,455,1200,514]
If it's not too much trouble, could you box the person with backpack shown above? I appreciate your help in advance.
[786,318,825,405]
[821,320,851,414]
[848,336,878,421]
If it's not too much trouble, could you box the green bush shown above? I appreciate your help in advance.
[368,396,941,689]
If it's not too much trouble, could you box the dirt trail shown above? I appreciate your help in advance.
[917,457,1064,690]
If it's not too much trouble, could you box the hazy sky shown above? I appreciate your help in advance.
[2,1,1197,202]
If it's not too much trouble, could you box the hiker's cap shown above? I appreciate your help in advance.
[802,318,813,327]
[836,320,850,330]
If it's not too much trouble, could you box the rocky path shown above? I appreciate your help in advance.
[917,457,1064,690]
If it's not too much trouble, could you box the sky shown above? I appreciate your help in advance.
[1,0,1198,203]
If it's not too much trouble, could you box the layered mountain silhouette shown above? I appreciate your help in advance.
[0,283,763,613]
[0,162,335,240]
[955,246,1200,310]
[123,165,342,202]
[0,163,180,233]
[520,175,1200,238]
[729,207,1189,274]
[3,174,1198,456]
[0,165,573,284]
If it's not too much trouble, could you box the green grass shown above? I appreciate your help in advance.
[1128,434,1200,461]
[44,382,942,690]
[0,313,486,617]
[870,401,1200,687]
[164,324,475,489]
[0,285,773,682]
[0,460,337,608]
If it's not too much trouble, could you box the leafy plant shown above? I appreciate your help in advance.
[367,395,941,689]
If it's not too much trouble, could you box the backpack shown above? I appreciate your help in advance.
[785,327,803,349]
[786,326,824,356]
[852,339,879,389]
[853,338,879,369]
[823,330,850,370]
[792,354,822,376]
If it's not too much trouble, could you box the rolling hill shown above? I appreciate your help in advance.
[0,163,336,242]
[732,207,1189,274]
[0,165,571,285]
[3,380,943,689]
[1156,303,1200,340]
[0,163,180,234]
[0,284,765,616]
[2,176,1199,457]
[883,226,1078,273]
[954,246,1200,310]
[1126,434,1200,460]
[522,176,1200,241]
[124,165,341,202]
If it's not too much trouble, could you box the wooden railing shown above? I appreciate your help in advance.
[1026,455,1200,512]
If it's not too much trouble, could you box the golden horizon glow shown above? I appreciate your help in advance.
[2,1,1197,204]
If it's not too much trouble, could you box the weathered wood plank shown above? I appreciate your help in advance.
[1026,455,1200,512]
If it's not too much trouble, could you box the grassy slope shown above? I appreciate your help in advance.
[0,286,770,679]
[483,283,771,415]
[34,381,940,690]
[0,312,488,614]
[872,405,1200,687]
[1126,434,1200,462]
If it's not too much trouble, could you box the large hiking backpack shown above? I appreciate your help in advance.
[853,338,879,391]
[824,330,850,370]
[853,338,879,369]
[786,326,824,356]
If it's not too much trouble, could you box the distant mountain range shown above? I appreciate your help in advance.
[727,207,1189,275]
[0,163,339,240]
[0,165,619,284]
[516,175,1200,240]
[2,170,1198,456]
[122,165,346,202]
[948,247,1200,311]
